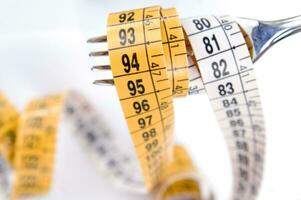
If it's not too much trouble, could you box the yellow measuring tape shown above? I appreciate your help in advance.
[106,6,202,192]
[0,92,63,199]
[13,93,63,197]
[160,8,189,97]
[107,6,176,190]
[0,93,19,165]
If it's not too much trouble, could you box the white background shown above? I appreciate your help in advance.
[0,0,301,199]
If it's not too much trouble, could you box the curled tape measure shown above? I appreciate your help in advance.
[0,91,207,200]
[0,5,266,200]
[0,91,148,199]
[0,92,64,199]
[90,5,266,200]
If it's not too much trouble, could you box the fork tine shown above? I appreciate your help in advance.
[91,65,111,71]
[89,51,109,57]
[93,79,115,86]
[87,35,107,43]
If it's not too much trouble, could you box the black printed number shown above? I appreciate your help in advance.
[203,34,220,54]
[122,53,140,73]
[133,100,150,114]
[119,12,135,23]
[211,59,229,78]
[218,82,234,96]
[226,108,241,118]
[138,115,152,128]
[145,139,158,152]
[127,79,145,96]
[230,119,244,127]
[142,128,156,141]
[223,98,238,108]
[119,28,135,46]
[193,18,211,30]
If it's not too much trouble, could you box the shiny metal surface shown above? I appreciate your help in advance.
[236,15,301,62]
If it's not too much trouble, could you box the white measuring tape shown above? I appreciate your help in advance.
[63,91,145,193]
[0,155,12,200]
[182,15,265,200]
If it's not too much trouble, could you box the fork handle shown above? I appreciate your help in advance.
[268,15,301,43]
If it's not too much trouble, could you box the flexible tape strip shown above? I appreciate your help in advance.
[185,37,206,96]
[182,16,265,200]
[1,90,208,199]
[160,8,189,97]
[186,26,253,96]
[161,179,201,200]
[0,93,19,164]
[12,93,64,197]
[62,92,145,193]
[0,91,148,198]
[154,145,202,200]
[0,93,18,199]
[107,6,175,190]
[0,155,12,200]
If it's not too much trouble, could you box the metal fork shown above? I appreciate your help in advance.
[88,15,301,87]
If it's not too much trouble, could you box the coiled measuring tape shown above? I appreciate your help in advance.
[0,6,266,200]
[0,93,17,199]
[0,91,151,199]
[0,90,206,200]
[91,5,266,200]
[0,92,63,199]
